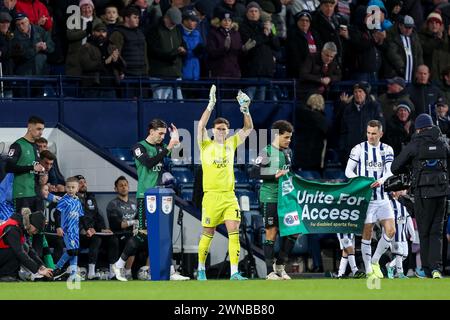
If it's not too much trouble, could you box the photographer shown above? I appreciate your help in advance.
[391,113,450,279]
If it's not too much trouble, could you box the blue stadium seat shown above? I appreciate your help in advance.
[297,170,321,180]
[180,188,193,202]
[171,166,194,187]
[251,214,265,247]
[234,167,250,187]
[291,235,309,255]
[324,101,335,126]
[325,148,341,167]
[235,188,259,209]
[323,168,346,181]
[108,148,134,163]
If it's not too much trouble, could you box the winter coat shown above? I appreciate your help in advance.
[239,18,280,78]
[418,28,447,69]
[16,0,53,31]
[407,82,442,115]
[180,26,203,80]
[382,114,414,156]
[207,22,242,78]
[379,89,415,119]
[311,10,342,63]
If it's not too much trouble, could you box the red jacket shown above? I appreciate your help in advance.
[16,0,53,31]
[0,219,25,249]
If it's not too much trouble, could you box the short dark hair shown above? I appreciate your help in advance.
[213,117,230,128]
[368,119,383,131]
[35,137,48,144]
[114,175,128,188]
[40,150,56,161]
[122,5,140,18]
[28,116,45,125]
[148,119,168,132]
[272,120,294,135]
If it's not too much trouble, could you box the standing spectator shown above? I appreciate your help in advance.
[385,0,403,24]
[432,97,450,138]
[294,94,328,176]
[65,0,102,77]
[16,0,53,31]
[180,8,203,81]
[101,4,122,35]
[338,82,384,164]
[79,22,125,98]
[299,42,341,99]
[379,76,415,119]
[240,2,280,101]
[384,15,423,82]
[194,0,210,78]
[367,0,394,31]
[418,12,446,70]
[207,10,242,79]
[76,175,117,280]
[0,12,13,97]
[288,0,319,14]
[5,116,45,214]
[214,0,246,25]
[106,176,138,280]
[285,10,321,79]
[311,0,342,65]
[10,13,54,78]
[128,0,162,34]
[382,101,414,155]
[407,64,442,116]
[147,6,186,100]
[438,66,450,104]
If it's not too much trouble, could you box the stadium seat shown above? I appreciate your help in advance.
[171,166,194,188]
[323,168,346,181]
[297,170,321,180]
[234,168,250,187]
[108,148,133,162]
[251,214,265,248]
[235,188,259,209]
[180,188,193,202]
[324,101,335,127]
[325,148,341,167]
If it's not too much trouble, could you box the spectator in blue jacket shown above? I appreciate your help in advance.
[180,8,203,81]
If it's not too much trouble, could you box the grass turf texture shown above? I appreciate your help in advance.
[0,278,449,300]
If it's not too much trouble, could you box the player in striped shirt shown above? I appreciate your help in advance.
[386,190,415,279]
[335,233,365,278]
[345,120,396,279]
[52,177,84,280]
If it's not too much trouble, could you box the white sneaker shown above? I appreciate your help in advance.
[111,264,127,282]
[87,273,101,280]
[266,271,283,280]
[406,269,415,277]
[170,271,190,281]
[273,264,291,280]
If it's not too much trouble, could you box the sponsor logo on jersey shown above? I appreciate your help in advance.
[134,148,142,157]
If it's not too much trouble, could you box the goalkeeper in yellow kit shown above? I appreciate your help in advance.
[196,85,254,281]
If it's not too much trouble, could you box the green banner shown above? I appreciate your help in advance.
[278,174,374,236]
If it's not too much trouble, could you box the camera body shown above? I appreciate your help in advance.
[383,174,411,192]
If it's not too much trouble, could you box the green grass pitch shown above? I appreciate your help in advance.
[1,278,449,300]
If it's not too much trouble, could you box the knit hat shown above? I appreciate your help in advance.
[216,9,234,21]
[353,81,371,96]
[427,12,443,25]
[387,76,406,88]
[294,10,312,22]
[247,1,261,11]
[29,211,46,233]
[0,12,12,23]
[436,96,448,107]
[182,8,199,22]
[93,22,107,31]
[395,101,412,113]
[415,113,433,129]
[165,7,182,25]
[79,0,94,9]
[14,12,27,21]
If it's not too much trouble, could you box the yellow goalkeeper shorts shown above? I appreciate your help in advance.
[201,191,241,227]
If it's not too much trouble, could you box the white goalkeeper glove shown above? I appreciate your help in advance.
[207,84,216,111]
[236,90,251,115]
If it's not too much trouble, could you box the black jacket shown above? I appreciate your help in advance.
[0,213,43,274]
[382,114,414,156]
[407,82,442,116]
[78,192,106,231]
[391,126,450,198]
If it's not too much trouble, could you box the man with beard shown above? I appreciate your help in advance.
[79,22,125,98]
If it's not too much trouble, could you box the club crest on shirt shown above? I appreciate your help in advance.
[8,149,14,157]
[134,148,142,157]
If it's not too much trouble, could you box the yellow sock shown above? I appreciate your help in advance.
[228,231,240,270]
[198,232,213,268]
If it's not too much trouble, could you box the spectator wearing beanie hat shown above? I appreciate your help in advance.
[207,8,242,79]
[379,76,415,120]
[213,0,247,26]
[286,10,321,78]
[419,12,445,69]
[383,100,414,155]
[65,0,102,77]
[433,97,450,138]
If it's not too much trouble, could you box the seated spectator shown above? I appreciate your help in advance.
[384,15,423,82]
[285,10,321,79]
[207,10,242,79]
[418,12,446,70]
[338,81,383,163]
[294,93,328,176]
[79,23,125,98]
[101,4,122,35]
[379,76,415,119]
[16,0,52,31]
[299,42,341,100]
[214,0,247,25]
[35,137,65,192]
[240,2,280,101]
[432,97,450,138]
[407,64,442,116]
[180,8,203,81]
[147,6,185,100]
[382,101,414,155]
[106,176,138,280]
[66,0,102,77]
